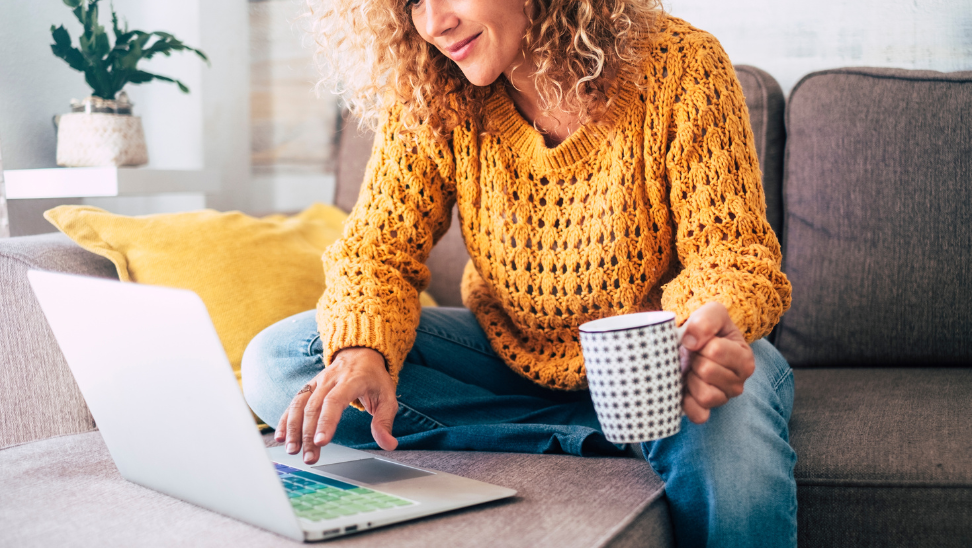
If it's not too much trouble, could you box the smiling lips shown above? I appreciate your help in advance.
[445,32,482,62]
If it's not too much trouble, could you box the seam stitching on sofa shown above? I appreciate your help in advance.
[0,248,58,271]
[798,479,972,489]
[0,428,100,453]
[801,69,972,86]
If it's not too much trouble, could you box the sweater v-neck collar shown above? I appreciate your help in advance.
[482,60,642,172]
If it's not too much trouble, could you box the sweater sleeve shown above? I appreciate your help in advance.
[660,34,791,342]
[316,108,456,386]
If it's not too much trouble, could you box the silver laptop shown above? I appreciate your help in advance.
[28,270,516,542]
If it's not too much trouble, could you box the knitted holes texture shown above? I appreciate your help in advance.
[317,16,790,392]
[317,112,457,387]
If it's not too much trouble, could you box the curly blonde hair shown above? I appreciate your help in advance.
[305,0,664,136]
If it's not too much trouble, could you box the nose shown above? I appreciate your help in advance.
[421,0,458,38]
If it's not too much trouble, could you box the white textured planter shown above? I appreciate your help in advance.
[56,112,149,167]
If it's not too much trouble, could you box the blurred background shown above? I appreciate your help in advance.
[1,0,970,235]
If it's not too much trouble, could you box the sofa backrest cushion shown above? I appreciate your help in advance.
[776,68,972,367]
[736,65,786,240]
[335,65,787,308]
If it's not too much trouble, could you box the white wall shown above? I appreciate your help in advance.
[0,2,90,171]
[0,0,252,234]
[667,0,972,94]
[250,0,338,214]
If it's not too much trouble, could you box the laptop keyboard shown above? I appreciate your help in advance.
[274,463,415,522]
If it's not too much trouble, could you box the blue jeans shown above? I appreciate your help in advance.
[242,307,797,547]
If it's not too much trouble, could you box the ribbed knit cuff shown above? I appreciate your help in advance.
[662,270,788,344]
[316,309,405,411]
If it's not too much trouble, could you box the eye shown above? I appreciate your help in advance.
[405,0,423,8]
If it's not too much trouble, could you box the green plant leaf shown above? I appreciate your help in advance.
[83,66,112,99]
[128,70,191,93]
[82,2,99,36]
[50,25,86,73]
[118,41,142,71]
[142,33,210,65]
[93,27,110,57]
[71,4,84,26]
[55,0,206,98]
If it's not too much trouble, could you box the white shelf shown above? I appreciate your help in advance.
[3,167,219,200]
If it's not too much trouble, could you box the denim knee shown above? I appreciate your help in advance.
[643,338,797,547]
[241,309,321,426]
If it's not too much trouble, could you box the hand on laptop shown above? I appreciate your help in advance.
[275,347,399,464]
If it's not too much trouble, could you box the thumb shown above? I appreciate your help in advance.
[370,394,399,451]
[681,302,731,351]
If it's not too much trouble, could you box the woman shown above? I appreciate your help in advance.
[242,0,796,546]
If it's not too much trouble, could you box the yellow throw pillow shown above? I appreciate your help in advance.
[44,203,437,428]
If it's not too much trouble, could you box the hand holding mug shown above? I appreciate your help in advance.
[678,302,755,424]
[579,302,754,442]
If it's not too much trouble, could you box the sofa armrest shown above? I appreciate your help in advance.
[0,233,118,449]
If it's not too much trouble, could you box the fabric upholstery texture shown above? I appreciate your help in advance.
[735,65,786,240]
[790,368,972,546]
[776,68,972,367]
[0,431,671,548]
[0,233,115,449]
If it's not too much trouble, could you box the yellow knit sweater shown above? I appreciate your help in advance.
[317,16,791,391]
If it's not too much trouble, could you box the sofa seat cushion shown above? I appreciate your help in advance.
[0,431,672,548]
[790,368,972,547]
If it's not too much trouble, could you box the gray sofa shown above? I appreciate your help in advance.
[1,66,970,547]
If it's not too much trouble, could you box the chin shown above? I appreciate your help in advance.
[459,65,502,88]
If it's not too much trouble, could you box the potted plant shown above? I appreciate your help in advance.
[50,0,208,167]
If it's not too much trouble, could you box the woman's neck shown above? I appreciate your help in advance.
[502,68,581,148]
[502,63,618,148]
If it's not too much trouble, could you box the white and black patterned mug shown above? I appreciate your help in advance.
[579,311,687,443]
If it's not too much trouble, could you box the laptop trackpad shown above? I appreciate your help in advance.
[312,458,433,485]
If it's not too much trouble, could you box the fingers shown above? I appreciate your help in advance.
[301,379,335,464]
[303,387,353,464]
[685,370,729,410]
[676,302,755,423]
[680,302,738,352]
[683,393,710,424]
[369,394,399,451]
[275,410,289,442]
[274,347,396,463]
[285,384,315,454]
[693,340,752,396]
[695,336,755,381]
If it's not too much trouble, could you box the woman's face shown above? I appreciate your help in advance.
[409,0,530,87]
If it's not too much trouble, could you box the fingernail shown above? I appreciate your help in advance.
[303,452,314,463]
[286,442,297,453]
[314,433,325,444]
[683,334,697,349]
